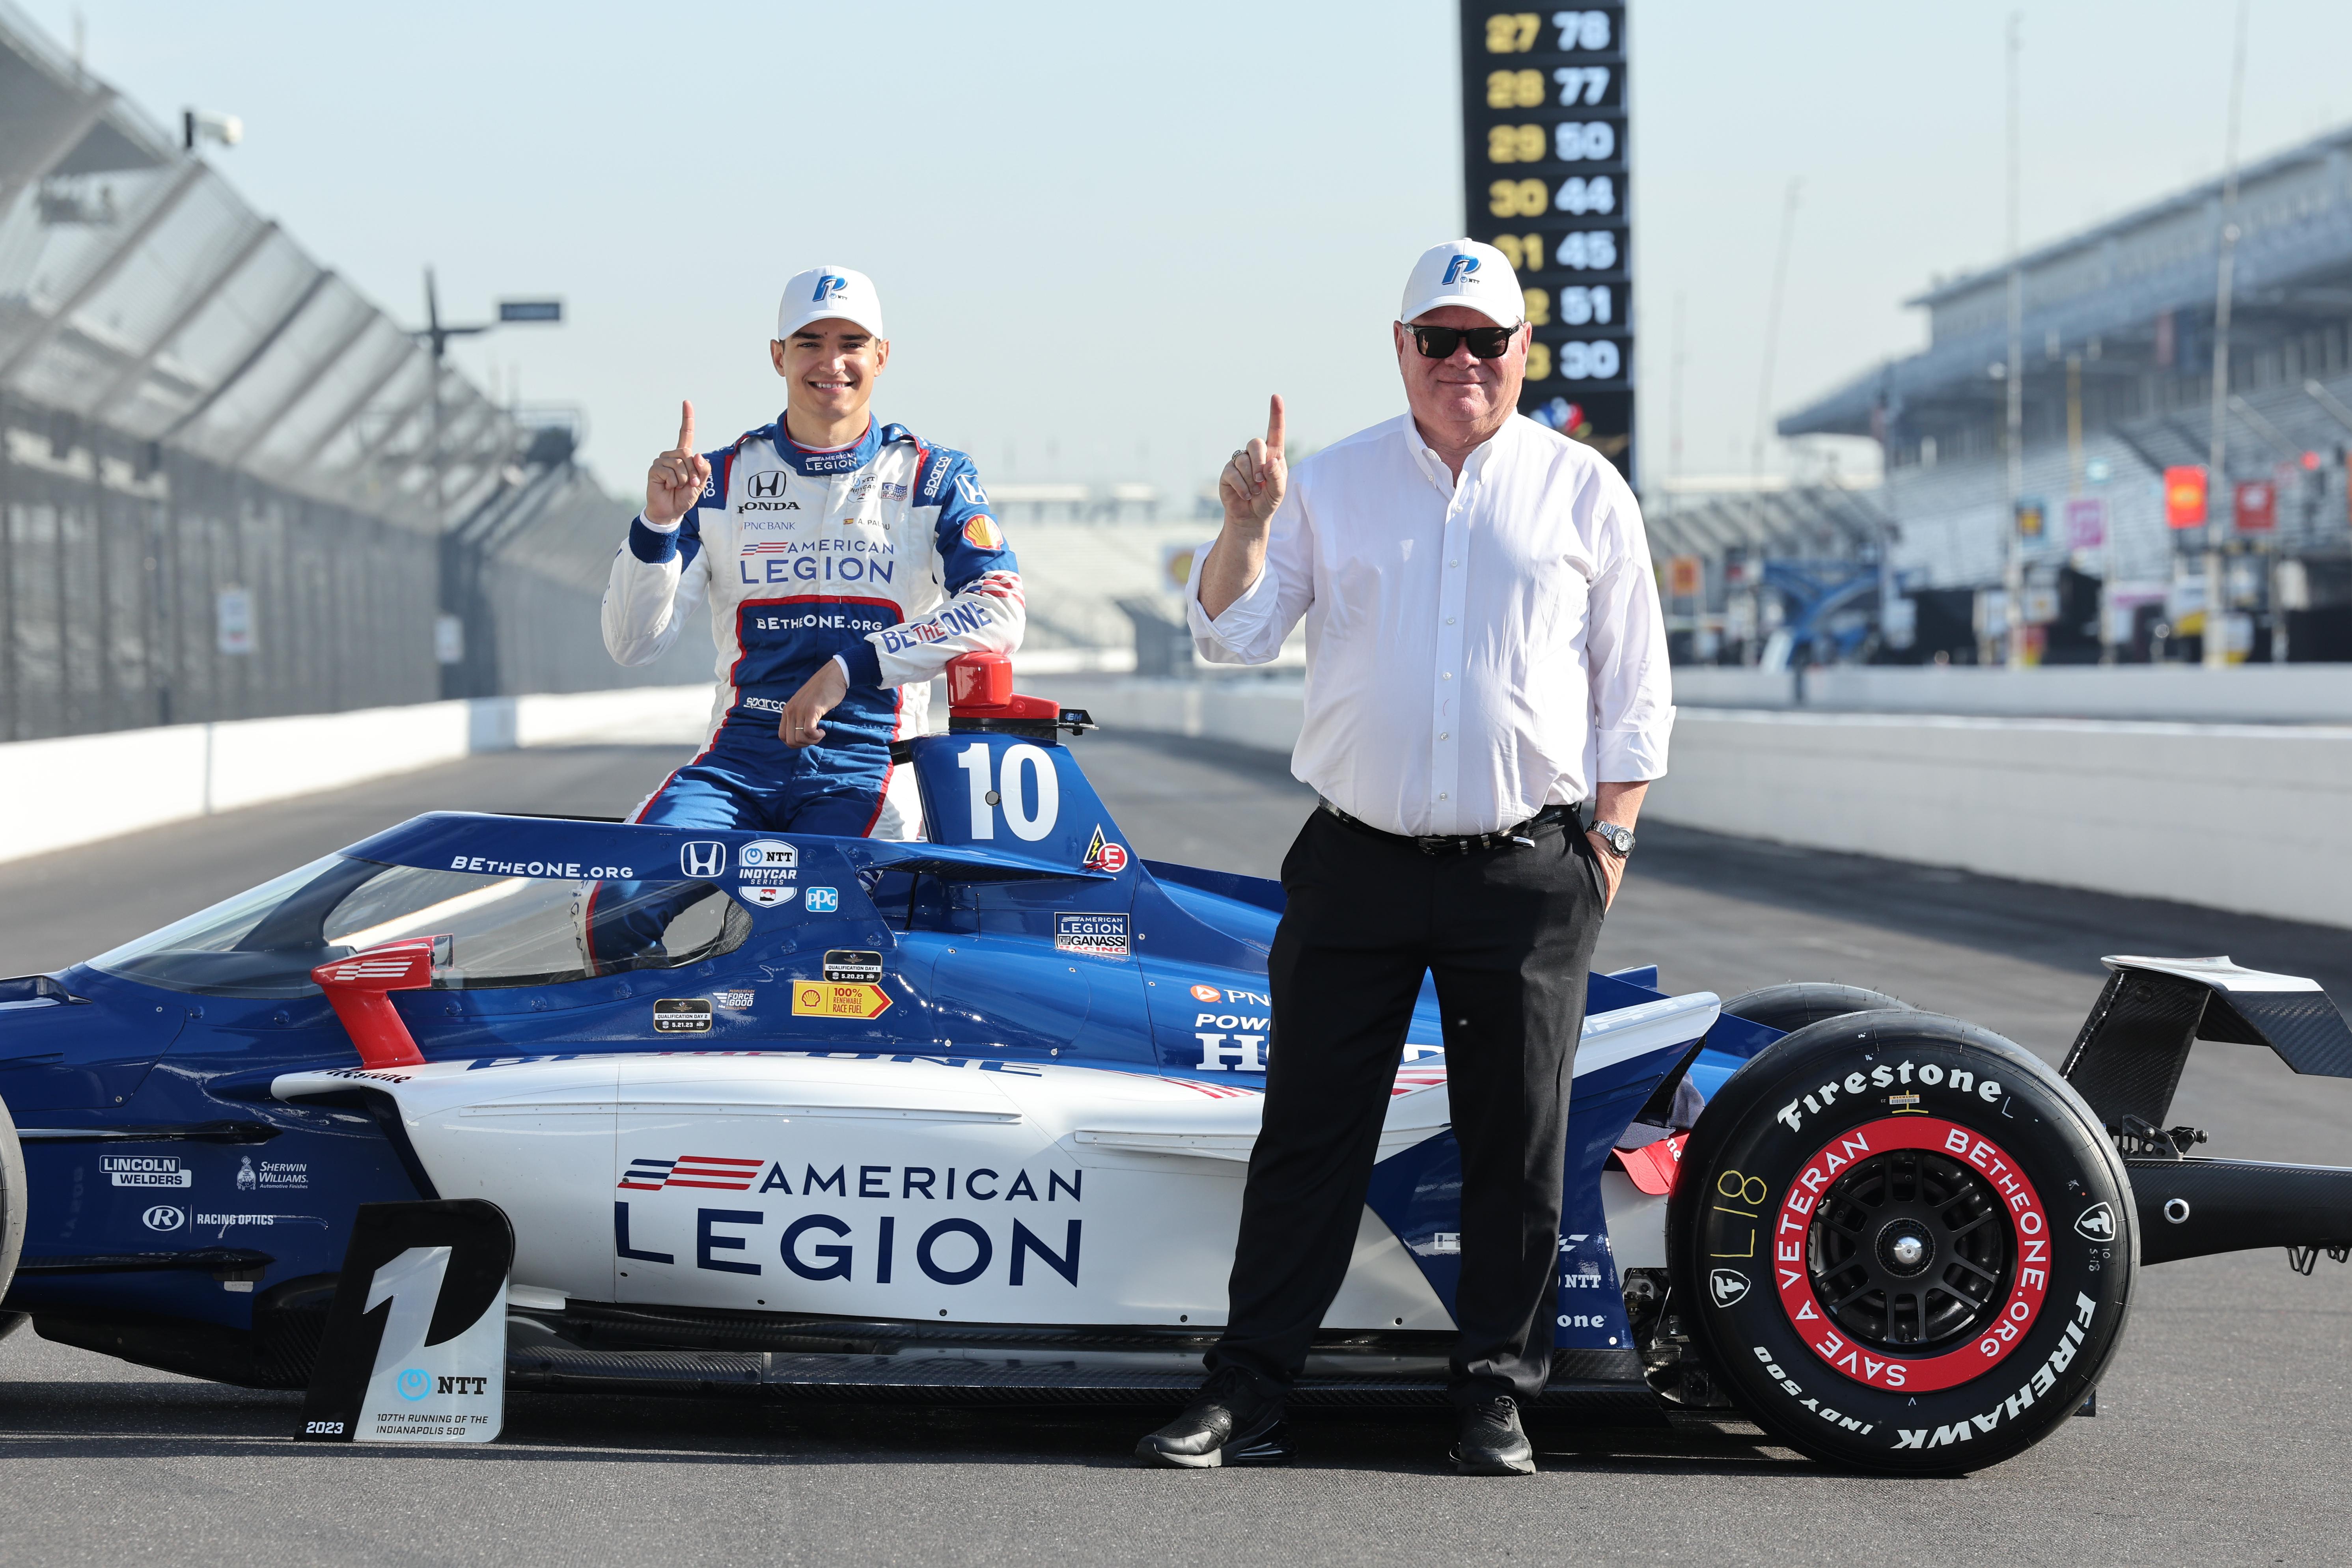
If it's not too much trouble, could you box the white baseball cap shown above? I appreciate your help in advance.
[1399,240,1524,328]
[777,265,887,340]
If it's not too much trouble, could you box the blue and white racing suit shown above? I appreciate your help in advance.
[593,415,1022,962]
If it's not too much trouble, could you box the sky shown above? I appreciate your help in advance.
[25,0,2352,509]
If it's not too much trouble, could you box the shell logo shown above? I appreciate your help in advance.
[962,514,1005,551]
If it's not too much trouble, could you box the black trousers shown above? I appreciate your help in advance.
[1205,807,1608,1406]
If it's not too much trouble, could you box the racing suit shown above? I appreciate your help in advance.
[593,415,1023,960]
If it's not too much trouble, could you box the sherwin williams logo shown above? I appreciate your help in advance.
[813,274,848,303]
[1442,254,1480,285]
[397,1368,431,1401]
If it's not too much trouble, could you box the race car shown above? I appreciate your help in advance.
[3,653,2349,1473]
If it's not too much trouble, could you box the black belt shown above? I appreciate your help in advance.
[1317,798,1580,855]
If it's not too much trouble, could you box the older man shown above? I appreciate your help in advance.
[1135,240,1673,1474]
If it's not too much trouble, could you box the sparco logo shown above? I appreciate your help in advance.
[746,471,786,499]
[681,841,727,878]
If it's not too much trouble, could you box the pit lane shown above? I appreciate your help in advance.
[2,734,2346,1565]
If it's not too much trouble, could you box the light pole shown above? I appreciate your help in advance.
[2203,0,2251,670]
[2003,11,2026,669]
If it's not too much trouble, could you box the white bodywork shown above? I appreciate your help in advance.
[275,992,1716,1330]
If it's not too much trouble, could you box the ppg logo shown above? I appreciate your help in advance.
[680,841,727,878]
[806,886,840,913]
[142,1204,186,1232]
[745,471,786,499]
[397,1368,432,1402]
[1442,254,1481,285]
[813,274,848,303]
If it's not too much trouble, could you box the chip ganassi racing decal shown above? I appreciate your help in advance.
[1773,1117,2049,1392]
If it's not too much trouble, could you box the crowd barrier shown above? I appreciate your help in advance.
[1035,675,2352,930]
[0,686,713,865]
[1671,662,2352,724]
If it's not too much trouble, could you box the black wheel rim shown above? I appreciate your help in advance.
[1806,1148,2012,1352]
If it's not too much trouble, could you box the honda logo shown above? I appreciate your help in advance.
[680,841,727,879]
[745,471,786,499]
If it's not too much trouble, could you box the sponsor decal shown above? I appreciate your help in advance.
[824,949,884,984]
[880,481,909,502]
[1888,1091,1924,1115]
[2074,1202,2116,1242]
[194,1212,315,1227]
[714,990,757,1010]
[739,886,800,911]
[1080,825,1129,874]
[738,840,798,882]
[103,1155,190,1189]
[1194,1005,1271,1072]
[1776,1059,2004,1134]
[953,474,990,507]
[653,998,714,1035]
[1425,1232,1461,1255]
[1055,912,1130,958]
[142,1204,186,1232]
[1770,1118,2050,1393]
[448,855,634,878]
[1710,1268,1751,1307]
[618,1156,764,1193]
[792,981,893,1020]
[805,886,840,913]
[962,513,1005,551]
[1442,254,1481,286]
[398,1368,433,1401]
[1892,1293,2101,1449]
[744,471,788,499]
[681,841,728,879]
[1189,984,1221,1003]
[230,1156,308,1191]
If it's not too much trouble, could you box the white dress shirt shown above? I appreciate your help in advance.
[1186,411,1673,837]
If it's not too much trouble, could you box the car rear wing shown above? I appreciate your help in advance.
[2061,955,2352,1139]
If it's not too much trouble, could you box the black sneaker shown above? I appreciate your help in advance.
[1451,1393,1537,1475]
[1133,1365,1292,1468]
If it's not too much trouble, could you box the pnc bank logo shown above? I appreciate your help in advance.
[813,274,848,303]
[1442,254,1481,285]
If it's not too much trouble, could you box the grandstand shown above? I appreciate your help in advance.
[0,3,701,742]
[1663,121,2352,666]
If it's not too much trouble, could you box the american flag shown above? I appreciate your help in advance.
[616,1156,764,1191]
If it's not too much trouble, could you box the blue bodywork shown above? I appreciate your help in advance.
[0,728,1770,1378]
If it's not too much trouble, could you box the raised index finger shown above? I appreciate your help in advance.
[677,399,697,454]
[1265,394,1286,457]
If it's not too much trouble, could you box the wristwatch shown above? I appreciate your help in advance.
[1591,822,1636,856]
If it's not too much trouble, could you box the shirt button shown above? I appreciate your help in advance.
[1441,672,1452,680]
[1438,792,1449,801]
[1449,559,1460,567]
[1439,731,1449,740]
[1446,617,1455,625]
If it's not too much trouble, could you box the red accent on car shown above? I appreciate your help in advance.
[1611,1132,1687,1195]
[310,937,444,1069]
[945,651,1060,721]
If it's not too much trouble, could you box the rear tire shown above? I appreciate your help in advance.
[1668,1010,2133,1474]
[1722,982,1913,1035]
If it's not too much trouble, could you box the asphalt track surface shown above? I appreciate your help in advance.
[3,732,2349,1566]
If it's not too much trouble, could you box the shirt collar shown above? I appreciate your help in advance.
[1401,410,1515,491]
[768,415,884,477]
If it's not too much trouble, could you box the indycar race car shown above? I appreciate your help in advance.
[3,653,2350,1473]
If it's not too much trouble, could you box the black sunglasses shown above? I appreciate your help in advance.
[1400,322,1518,360]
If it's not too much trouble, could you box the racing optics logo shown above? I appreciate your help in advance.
[2074,1202,2117,1242]
[813,273,848,304]
[142,1204,186,1232]
[681,841,727,879]
[1709,1268,1751,1307]
[1442,254,1481,285]
[618,1155,763,1192]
